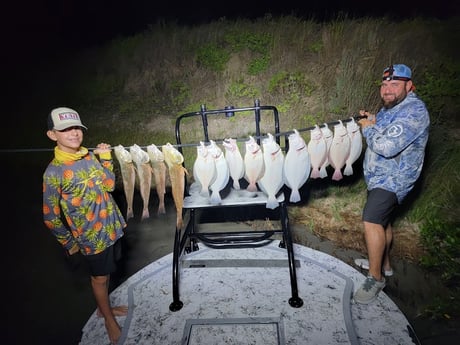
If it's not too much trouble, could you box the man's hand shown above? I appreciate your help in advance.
[358,109,376,128]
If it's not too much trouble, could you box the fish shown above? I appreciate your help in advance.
[162,143,188,230]
[208,140,230,205]
[243,136,265,192]
[114,145,136,220]
[258,133,285,209]
[344,117,363,176]
[222,138,245,190]
[319,123,334,178]
[146,144,167,215]
[192,141,216,198]
[307,125,327,179]
[130,144,153,220]
[283,129,310,203]
[328,120,351,181]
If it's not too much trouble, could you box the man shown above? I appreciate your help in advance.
[354,64,430,304]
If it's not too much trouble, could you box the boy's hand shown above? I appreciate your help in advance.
[94,143,111,155]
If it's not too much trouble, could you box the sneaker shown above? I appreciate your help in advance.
[354,258,394,277]
[354,275,386,304]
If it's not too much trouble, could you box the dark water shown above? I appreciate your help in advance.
[3,152,459,344]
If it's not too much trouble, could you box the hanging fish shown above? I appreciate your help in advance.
[283,129,310,203]
[319,123,333,179]
[307,125,327,179]
[192,141,216,198]
[114,145,136,220]
[223,138,245,190]
[258,133,285,209]
[344,117,363,176]
[162,143,188,230]
[244,136,265,192]
[208,140,230,205]
[146,144,167,215]
[328,120,351,181]
[130,144,152,220]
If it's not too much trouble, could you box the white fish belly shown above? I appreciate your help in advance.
[193,157,216,197]
[329,136,351,181]
[308,140,327,179]
[284,149,310,203]
[259,152,284,209]
[209,156,230,204]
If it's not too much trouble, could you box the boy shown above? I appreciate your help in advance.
[43,107,128,344]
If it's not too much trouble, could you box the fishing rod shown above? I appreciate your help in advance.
[0,114,368,153]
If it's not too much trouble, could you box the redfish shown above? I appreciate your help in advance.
[162,143,187,230]
[130,144,152,220]
[146,144,167,215]
[114,145,136,220]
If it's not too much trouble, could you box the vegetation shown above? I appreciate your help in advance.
[27,15,460,321]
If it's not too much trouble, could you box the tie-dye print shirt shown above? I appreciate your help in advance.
[43,151,127,255]
[362,92,430,203]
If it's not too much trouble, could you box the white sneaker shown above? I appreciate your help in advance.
[354,258,394,277]
[354,275,386,304]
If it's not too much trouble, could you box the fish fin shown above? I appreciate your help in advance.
[332,169,343,181]
[289,189,301,203]
[343,164,353,176]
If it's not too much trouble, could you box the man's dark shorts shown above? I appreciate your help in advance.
[85,240,122,276]
[362,188,398,228]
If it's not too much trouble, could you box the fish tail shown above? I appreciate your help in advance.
[246,182,258,192]
[319,166,328,178]
[289,189,301,203]
[343,164,353,176]
[126,208,134,220]
[332,169,343,181]
[210,190,222,205]
[311,168,320,179]
[157,202,166,215]
[141,208,150,220]
[233,179,241,190]
[265,196,279,209]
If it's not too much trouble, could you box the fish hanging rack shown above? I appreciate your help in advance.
[0,100,367,153]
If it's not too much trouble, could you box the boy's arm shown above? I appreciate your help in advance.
[42,171,77,252]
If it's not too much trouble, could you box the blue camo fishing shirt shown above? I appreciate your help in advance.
[362,92,430,203]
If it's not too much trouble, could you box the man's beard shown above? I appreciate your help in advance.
[382,91,407,109]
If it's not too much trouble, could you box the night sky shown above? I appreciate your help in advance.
[5,1,459,59]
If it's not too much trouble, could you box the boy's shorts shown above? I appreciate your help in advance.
[85,240,122,276]
[362,188,398,228]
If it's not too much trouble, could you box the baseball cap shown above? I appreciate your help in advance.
[382,64,412,81]
[48,107,88,130]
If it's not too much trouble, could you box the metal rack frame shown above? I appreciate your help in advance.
[169,100,304,312]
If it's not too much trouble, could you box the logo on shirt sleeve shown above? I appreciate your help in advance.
[387,124,403,137]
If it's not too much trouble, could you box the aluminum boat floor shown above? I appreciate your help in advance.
[79,241,418,345]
